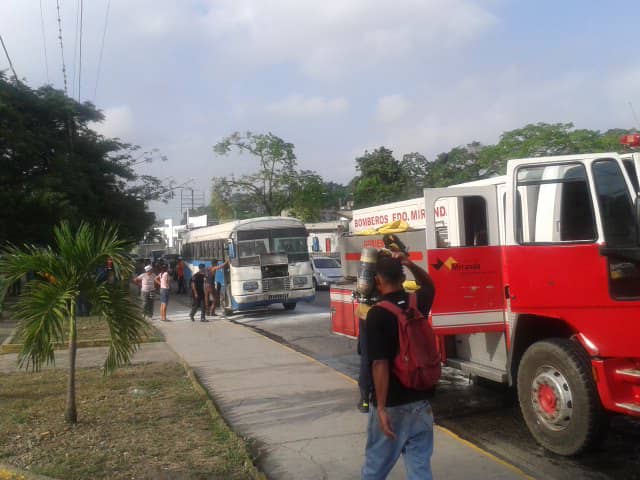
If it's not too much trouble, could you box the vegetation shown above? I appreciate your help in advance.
[0,74,172,246]
[0,222,148,423]
[0,362,263,480]
[210,123,633,215]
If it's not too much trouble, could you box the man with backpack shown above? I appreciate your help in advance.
[361,251,438,480]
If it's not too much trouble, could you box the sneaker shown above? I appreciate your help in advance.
[358,401,369,413]
[200,318,209,322]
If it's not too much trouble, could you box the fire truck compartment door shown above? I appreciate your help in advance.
[424,185,506,332]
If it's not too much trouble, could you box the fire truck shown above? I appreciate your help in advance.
[331,151,640,456]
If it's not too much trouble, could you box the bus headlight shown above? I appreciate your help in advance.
[243,281,259,292]
[292,276,308,288]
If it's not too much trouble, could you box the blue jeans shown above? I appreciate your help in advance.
[362,400,434,480]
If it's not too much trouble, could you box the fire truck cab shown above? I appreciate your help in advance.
[332,152,640,456]
[424,152,640,456]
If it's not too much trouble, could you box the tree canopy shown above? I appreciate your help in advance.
[212,131,345,222]
[209,124,634,216]
[0,74,171,246]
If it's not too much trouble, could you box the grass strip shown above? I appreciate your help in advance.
[1,317,163,354]
[0,362,264,479]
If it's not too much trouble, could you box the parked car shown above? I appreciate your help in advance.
[311,256,344,289]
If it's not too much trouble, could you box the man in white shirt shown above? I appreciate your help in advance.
[135,265,157,319]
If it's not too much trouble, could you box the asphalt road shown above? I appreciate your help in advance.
[228,289,640,480]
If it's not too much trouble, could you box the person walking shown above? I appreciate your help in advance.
[361,252,436,480]
[135,265,157,319]
[190,263,207,322]
[156,264,170,322]
[176,258,186,294]
[207,259,229,316]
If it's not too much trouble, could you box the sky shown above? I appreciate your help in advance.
[2,0,640,222]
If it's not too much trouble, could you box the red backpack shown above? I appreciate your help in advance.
[377,294,441,391]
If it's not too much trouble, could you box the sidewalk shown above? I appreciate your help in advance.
[157,300,531,480]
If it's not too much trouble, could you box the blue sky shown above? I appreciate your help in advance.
[2,0,639,221]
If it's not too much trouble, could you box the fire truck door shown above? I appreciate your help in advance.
[424,185,506,333]
[621,152,640,193]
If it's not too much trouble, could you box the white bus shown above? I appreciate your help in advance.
[181,217,315,313]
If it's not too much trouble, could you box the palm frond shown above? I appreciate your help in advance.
[0,243,57,285]
[89,282,149,374]
[14,280,76,371]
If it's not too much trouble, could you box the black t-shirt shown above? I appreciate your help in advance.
[191,272,205,294]
[365,284,436,407]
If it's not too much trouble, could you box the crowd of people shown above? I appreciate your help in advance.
[133,257,228,323]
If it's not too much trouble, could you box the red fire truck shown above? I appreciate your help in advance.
[331,152,640,456]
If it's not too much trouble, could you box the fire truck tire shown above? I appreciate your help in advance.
[517,338,607,456]
[283,302,296,311]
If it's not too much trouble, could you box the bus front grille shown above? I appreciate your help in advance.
[268,294,289,301]
[262,277,291,292]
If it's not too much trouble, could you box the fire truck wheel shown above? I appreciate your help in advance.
[517,338,607,456]
[283,302,296,311]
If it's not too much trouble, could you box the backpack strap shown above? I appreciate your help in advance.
[408,293,418,311]
[375,300,406,318]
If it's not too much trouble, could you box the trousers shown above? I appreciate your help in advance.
[361,400,434,480]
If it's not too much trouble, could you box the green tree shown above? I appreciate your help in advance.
[422,142,485,187]
[288,170,327,222]
[477,123,632,176]
[0,74,172,246]
[0,222,148,423]
[352,147,408,208]
[213,132,297,216]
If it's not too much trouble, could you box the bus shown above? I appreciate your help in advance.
[181,216,315,313]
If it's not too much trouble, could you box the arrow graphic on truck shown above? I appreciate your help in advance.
[431,257,458,271]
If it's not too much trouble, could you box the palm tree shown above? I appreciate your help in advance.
[0,222,148,423]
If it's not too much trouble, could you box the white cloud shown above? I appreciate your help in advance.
[266,94,348,117]
[376,94,410,123]
[90,105,134,139]
[203,0,497,79]
[365,67,630,160]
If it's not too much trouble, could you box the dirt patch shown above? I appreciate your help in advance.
[0,362,263,480]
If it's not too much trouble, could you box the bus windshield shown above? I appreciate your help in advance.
[235,228,310,264]
[273,237,307,254]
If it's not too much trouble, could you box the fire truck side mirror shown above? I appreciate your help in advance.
[636,194,640,245]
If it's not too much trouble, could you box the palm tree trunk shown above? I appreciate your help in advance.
[64,302,78,423]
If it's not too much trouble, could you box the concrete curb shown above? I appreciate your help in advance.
[0,463,58,480]
[166,342,267,480]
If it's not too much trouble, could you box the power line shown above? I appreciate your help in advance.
[55,0,69,94]
[0,33,19,82]
[78,0,84,101]
[71,0,80,97]
[94,0,111,103]
[39,0,50,83]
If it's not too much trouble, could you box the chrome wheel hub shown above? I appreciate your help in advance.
[531,365,573,431]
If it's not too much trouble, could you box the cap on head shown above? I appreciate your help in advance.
[144,265,153,272]
[198,263,206,269]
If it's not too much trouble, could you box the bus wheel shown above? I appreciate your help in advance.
[283,302,296,311]
[517,338,607,456]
